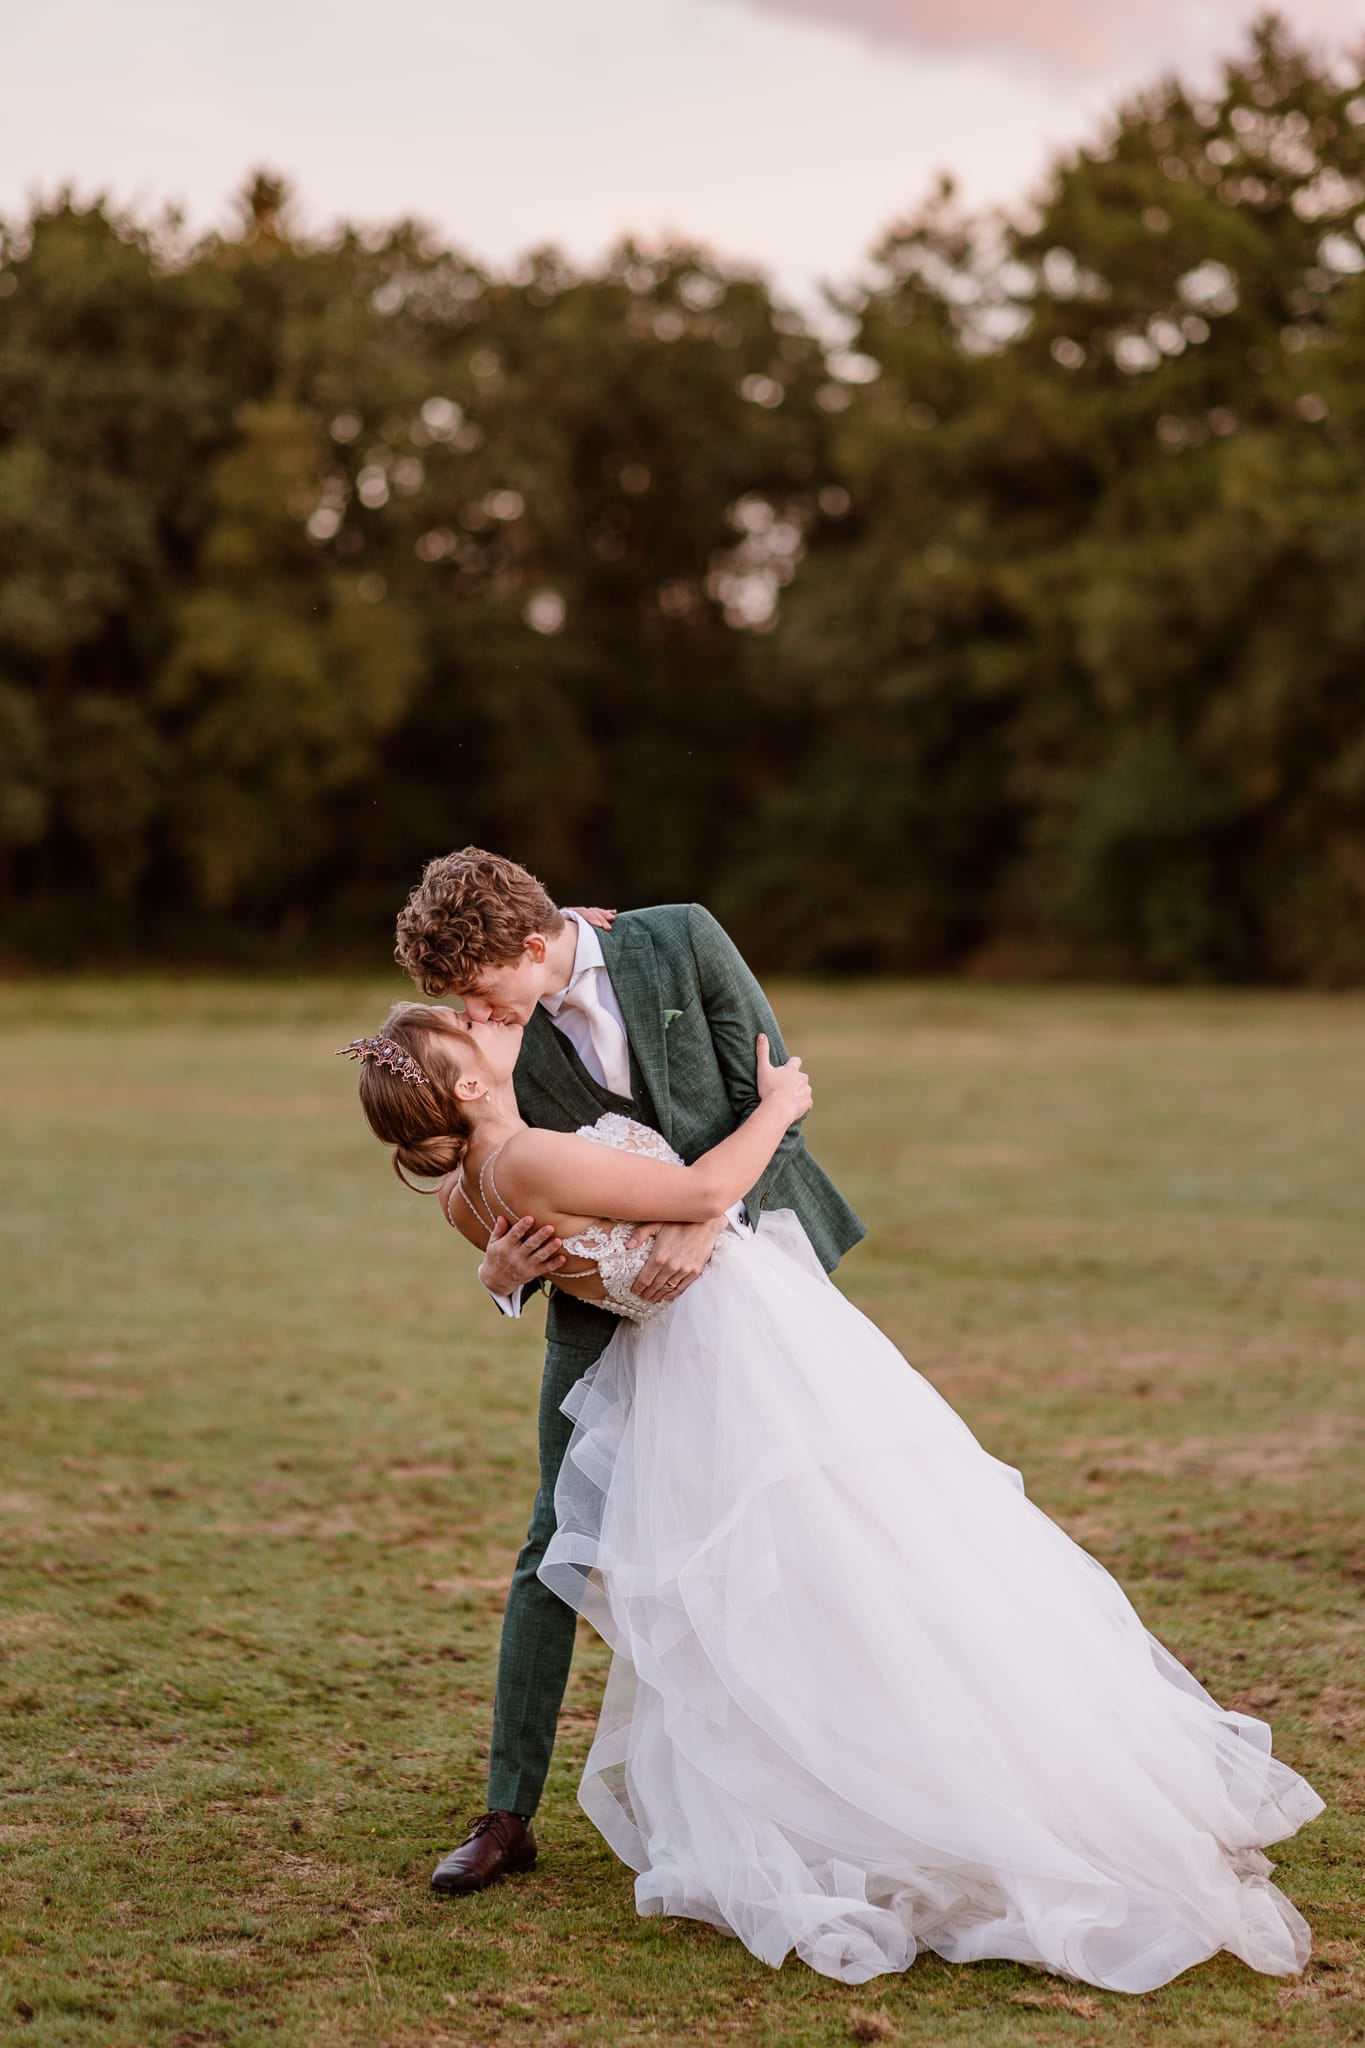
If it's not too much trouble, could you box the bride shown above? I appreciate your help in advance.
[342,1001,1323,1993]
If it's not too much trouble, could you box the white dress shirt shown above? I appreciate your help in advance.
[539,912,633,1097]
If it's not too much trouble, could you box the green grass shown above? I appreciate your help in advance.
[1,977,1362,2048]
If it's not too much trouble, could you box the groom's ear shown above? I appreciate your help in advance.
[523,932,549,964]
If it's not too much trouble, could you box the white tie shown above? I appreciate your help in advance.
[559,969,633,1099]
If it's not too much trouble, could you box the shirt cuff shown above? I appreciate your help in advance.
[486,1283,525,1319]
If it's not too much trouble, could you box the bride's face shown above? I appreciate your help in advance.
[430,1009,523,1095]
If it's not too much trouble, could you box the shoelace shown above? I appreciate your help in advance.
[466,1811,517,1841]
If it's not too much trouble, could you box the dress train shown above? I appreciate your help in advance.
[539,1212,1322,1990]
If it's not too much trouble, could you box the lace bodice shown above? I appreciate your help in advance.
[560,1113,701,1326]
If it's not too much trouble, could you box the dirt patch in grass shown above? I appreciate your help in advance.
[1056,1413,1352,1486]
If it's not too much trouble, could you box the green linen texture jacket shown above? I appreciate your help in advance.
[510,903,866,1349]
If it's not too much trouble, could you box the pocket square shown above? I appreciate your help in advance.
[662,1009,683,1029]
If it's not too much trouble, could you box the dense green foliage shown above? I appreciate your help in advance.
[2,19,1363,979]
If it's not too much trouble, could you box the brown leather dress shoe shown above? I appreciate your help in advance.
[430,1811,538,1895]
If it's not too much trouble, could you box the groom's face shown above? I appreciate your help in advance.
[454,941,552,1027]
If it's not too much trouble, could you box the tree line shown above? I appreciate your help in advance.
[2,17,1362,981]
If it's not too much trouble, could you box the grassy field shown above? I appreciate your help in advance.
[1,977,1362,2048]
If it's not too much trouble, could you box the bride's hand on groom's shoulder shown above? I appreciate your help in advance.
[566,905,617,929]
[756,1033,812,1122]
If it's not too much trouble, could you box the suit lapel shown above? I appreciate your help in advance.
[517,1006,614,1129]
[600,918,671,1142]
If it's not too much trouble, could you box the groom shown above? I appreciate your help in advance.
[394,846,865,1893]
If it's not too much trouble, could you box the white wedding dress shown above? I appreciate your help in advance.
[535,1114,1323,1992]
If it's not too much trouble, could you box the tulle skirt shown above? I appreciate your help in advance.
[539,1214,1323,1990]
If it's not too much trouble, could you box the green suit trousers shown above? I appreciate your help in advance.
[485,1328,614,1816]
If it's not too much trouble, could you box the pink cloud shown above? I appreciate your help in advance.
[727,0,1363,76]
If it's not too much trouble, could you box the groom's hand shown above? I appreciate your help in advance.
[629,1216,727,1304]
[478,1214,565,1294]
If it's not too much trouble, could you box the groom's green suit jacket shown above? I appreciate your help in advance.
[510,903,865,1350]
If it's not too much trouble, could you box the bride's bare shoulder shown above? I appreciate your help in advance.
[494,1128,591,1204]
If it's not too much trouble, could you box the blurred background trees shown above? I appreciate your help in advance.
[2,16,1362,981]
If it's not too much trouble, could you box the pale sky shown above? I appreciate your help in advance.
[6,0,1360,306]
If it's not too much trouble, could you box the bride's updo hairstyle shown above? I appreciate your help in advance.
[343,1002,473,1187]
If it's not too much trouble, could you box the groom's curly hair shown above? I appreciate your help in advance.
[395,846,565,996]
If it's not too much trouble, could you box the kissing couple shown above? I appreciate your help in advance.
[339,846,1321,1991]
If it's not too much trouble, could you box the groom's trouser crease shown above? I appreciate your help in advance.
[487,1330,613,1817]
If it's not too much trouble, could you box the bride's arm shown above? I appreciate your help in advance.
[498,1036,810,1226]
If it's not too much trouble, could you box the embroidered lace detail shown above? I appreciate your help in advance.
[562,1114,690,1326]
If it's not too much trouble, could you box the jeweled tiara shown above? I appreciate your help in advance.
[335,1035,431,1089]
